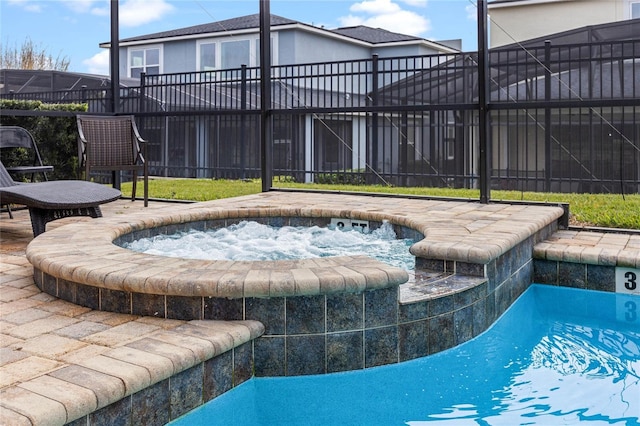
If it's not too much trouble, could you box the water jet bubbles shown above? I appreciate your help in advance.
[123,220,416,270]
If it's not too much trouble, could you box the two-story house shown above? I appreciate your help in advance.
[95,14,462,179]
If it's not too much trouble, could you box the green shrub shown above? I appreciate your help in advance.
[316,169,366,185]
[0,100,87,180]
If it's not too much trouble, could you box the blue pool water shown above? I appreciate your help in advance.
[170,285,640,425]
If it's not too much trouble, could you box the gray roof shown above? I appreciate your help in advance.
[115,13,430,47]
[118,14,298,43]
[330,26,421,44]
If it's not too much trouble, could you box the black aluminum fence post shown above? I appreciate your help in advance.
[260,0,273,192]
[544,41,552,191]
[110,0,120,114]
[241,64,247,180]
[477,0,491,203]
[371,54,379,183]
[401,102,408,187]
[139,72,146,114]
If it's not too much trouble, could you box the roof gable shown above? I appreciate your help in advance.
[330,26,421,44]
[118,14,297,44]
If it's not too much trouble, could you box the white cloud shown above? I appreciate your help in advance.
[90,5,110,18]
[340,0,431,36]
[117,0,175,27]
[57,0,173,27]
[401,0,427,7]
[350,0,401,14]
[61,0,97,14]
[83,49,110,75]
[7,0,43,13]
[466,4,477,21]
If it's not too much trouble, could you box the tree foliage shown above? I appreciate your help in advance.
[0,38,70,71]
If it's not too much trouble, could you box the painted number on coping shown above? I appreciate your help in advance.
[624,271,637,291]
[330,218,369,232]
[615,268,640,295]
[615,268,639,323]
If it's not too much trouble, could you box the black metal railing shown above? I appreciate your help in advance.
[1,38,638,194]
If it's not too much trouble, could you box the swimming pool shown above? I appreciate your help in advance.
[169,285,640,425]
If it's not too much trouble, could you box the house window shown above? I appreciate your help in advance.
[221,40,251,69]
[199,43,216,71]
[129,46,161,78]
[632,2,640,18]
[445,125,456,160]
[196,35,277,72]
[314,119,353,171]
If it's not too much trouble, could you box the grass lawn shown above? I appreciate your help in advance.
[120,178,640,230]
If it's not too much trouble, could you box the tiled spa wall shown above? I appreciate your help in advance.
[65,342,253,426]
[42,215,562,378]
[58,216,563,424]
[533,259,616,292]
[120,215,560,377]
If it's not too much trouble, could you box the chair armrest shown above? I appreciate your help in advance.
[130,119,148,163]
[6,165,54,174]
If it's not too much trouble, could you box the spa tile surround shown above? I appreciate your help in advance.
[26,192,566,379]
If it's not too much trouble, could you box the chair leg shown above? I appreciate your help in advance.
[2,204,14,219]
[132,172,137,202]
[143,166,148,207]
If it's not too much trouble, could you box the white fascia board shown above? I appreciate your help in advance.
[101,27,260,48]
[374,40,460,53]
[293,24,460,53]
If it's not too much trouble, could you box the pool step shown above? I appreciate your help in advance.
[399,269,487,304]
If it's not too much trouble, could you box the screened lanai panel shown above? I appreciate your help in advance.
[491,40,640,103]
[488,107,640,194]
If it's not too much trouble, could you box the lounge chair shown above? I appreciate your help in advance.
[0,160,121,237]
[0,126,54,182]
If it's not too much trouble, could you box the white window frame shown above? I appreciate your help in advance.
[196,33,278,72]
[127,44,163,78]
[446,124,456,160]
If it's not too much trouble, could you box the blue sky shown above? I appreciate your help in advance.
[1,0,479,75]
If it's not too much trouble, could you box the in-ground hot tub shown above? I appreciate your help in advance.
[26,192,566,374]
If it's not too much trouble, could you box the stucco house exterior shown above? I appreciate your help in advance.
[488,0,640,47]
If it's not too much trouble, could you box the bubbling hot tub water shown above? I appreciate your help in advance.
[123,220,416,270]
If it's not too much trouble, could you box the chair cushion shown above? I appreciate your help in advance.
[0,181,121,209]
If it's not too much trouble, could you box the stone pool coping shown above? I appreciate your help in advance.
[25,192,566,300]
[534,228,640,268]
